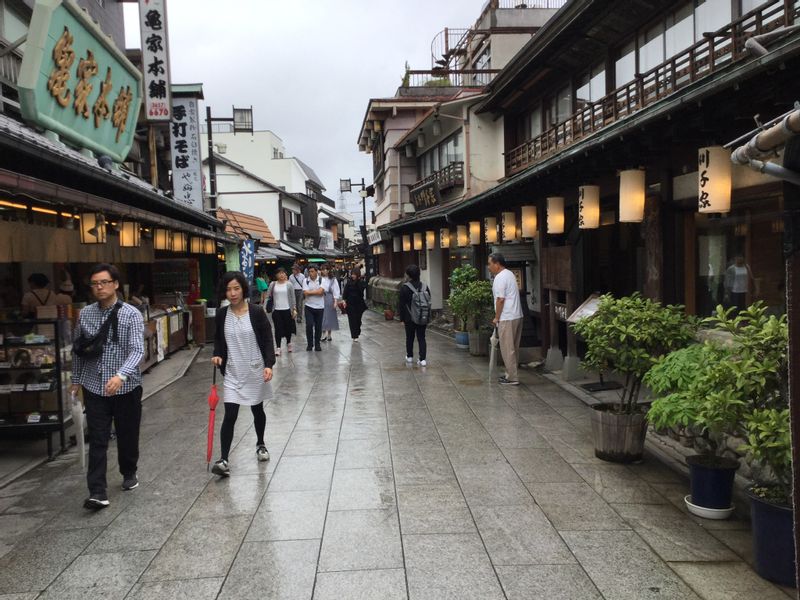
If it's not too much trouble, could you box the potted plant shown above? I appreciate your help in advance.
[383,289,398,320]
[645,342,742,518]
[459,280,493,357]
[572,294,697,463]
[448,265,479,349]
[709,303,792,586]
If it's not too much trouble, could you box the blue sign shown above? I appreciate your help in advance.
[239,240,255,284]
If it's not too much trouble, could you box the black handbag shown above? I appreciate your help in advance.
[74,304,120,359]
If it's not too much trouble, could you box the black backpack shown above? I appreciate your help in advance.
[74,303,121,359]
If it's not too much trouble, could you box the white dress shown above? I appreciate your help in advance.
[222,309,273,406]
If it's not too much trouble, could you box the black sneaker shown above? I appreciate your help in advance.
[84,494,110,510]
[315,346,322,351]
[211,459,230,477]
[498,377,520,386]
[122,475,138,491]
[306,346,312,352]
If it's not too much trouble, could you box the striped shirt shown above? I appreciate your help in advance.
[71,299,144,396]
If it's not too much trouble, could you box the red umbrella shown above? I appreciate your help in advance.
[206,366,220,470]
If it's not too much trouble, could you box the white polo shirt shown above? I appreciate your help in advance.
[303,277,324,309]
[492,268,523,321]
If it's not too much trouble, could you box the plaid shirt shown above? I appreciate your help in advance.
[71,299,144,396]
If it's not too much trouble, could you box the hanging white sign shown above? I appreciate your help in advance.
[170,96,203,211]
[138,0,172,121]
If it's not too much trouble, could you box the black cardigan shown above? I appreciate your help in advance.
[213,304,276,376]
[342,279,367,312]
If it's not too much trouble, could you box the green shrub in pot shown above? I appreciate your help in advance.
[447,265,479,332]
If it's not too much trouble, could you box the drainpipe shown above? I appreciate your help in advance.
[464,110,472,195]
[731,108,800,165]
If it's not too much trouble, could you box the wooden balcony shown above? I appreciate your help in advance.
[505,0,798,176]
[411,161,465,193]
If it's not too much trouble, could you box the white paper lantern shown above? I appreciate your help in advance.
[619,169,645,223]
[439,228,451,249]
[456,225,468,247]
[578,186,600,229]
[484,217,498,244]
[547,197,565,234]
[698,146,732,213]
[393,236,402,253]
[402,234,411,252]
[521,205,537,238]
[502,212,517,241]
[469,221,481,245]
[119,221,140,247]
[413,232,423,250]
[426,230,436,248]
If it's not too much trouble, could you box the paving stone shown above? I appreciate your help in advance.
[313,569,407,600]
[219,540,318,600]
[335,437,392,469]
[572,463,668,504]
[496,565,603,599]
[503,448,584,483]
[391,444,456,487]
[404,533,505,600]
[527,482,629,531]
[126,578,224,600]
[37,549,155,600]
[141,515,251,581]
[613,503,738,562]
[267,454,335,492]
[246,489,328,542]
[185,473,269,518]
[0,527,101,594]
[283,428,341,456]
[472,503,575,565]
[318,509,403,572]
[453,462,533,507]
[396,483,475,534]
[328,467,396,511]
[669,561,790,599]
[562,530,701,599]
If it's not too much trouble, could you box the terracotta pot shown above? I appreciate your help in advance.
[383,309,394,321]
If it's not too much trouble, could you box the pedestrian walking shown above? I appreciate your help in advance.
[290,265,306,323]
[211,272,275,477]
[256,272,270,306]
[342,268,367,341]
[399,264,431,366]
[70,264,144,510]
[267,268,297,355]
[488,253,524,385]
[303,266,325,351]
[320,264,341,342]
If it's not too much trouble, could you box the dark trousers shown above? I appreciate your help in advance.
[346,307,364,339]
[305,306,324,349]
[84,386,142,494]
[405,322,427,360]
[220,402,266,461]
[272,309,293,346]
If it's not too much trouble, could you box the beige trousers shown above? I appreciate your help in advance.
[498,317,523,381]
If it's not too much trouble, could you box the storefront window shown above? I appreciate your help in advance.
[695,195,785,317]
[417,131,462,179]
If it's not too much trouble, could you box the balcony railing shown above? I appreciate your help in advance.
[411,161,465,193]
[402,69,501,88]
[0,39,22,88]
[485,0,568,9]
[505,0,798,176]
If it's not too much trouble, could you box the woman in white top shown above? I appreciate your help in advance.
[320,264,341,341]
[266,268,297,355]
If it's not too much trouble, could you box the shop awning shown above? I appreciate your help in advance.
[255,246,295,260]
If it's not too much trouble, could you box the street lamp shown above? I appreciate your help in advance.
[339,177,375,277]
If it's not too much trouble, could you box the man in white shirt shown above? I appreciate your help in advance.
[290,265,306,323]
[489,253,524,386]
[302,266,325,351]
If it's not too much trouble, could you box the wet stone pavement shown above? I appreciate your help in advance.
[0,311,794,599]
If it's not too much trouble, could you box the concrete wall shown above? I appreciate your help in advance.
[76,0,126,51]
[469,111,505,193]
[422,247,445,310]
[490,33,535,69]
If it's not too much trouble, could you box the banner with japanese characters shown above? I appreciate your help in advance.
[138,0,172,121]
[239,240,255,284]
[18,0,142,162]
[170,97,203,211]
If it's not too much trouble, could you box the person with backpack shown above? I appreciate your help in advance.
[69,264,144,510]
[399,264,431,366]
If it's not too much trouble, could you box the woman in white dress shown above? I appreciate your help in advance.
[320,264,341,342]
[211,272,275,477]
[266,268,297,355]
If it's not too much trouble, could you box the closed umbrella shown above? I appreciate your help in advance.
[488,326,499,383]
[206,367,220,470]
[70,391,86,472]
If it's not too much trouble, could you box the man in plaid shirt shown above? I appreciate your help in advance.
[70,264,144,510]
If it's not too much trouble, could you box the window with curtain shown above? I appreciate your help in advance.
[417,131,462,179]
[615,40,636,88]
[639,22,665,73]
[665,3,694,57]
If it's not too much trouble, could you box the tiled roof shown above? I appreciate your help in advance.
[216,208,277,245]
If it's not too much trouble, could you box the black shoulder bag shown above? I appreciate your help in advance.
[74,303,121,359]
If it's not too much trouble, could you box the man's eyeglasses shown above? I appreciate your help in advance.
[89,280,115,288]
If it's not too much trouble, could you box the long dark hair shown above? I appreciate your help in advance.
[219,271,249,300]
[349,268,361,280]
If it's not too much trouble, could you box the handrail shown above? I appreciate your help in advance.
[504,0,797,176]
[404,69,502,88]
[412,162,465,191]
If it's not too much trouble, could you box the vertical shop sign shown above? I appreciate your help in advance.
[239,240,255,284]
[170,97,202,210]
[139,0,171,121]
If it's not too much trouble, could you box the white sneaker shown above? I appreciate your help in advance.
[418,359,427,367]
[405,356,413,364]
[256,445,270,461]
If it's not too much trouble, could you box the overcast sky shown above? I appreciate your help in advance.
[123,1,484,214]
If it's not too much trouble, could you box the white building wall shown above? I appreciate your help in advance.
[469,111,505,193]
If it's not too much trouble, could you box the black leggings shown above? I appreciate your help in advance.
[405,322,427,360]
[220,402,266,461]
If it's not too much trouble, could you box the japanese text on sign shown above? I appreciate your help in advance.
[410,180,442,212]
[170,97,203,211]
[139,0,171,121]
[698,148,711,210]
